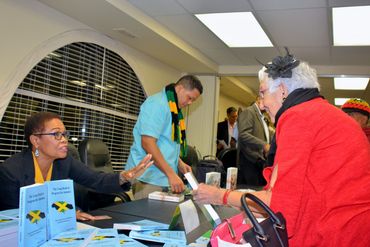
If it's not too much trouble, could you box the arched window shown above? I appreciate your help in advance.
[0,42,146,171]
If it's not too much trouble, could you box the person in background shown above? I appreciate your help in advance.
[125,75,203,199]
[341,98,370,142]
[193,49,370,246]
[216,107,238,156]
[0,112,153,220]
[237,96,270,186]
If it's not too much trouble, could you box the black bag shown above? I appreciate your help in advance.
[241,193,288,247]
[196,155,226,186]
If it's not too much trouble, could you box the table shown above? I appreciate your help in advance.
[85,197,239,246]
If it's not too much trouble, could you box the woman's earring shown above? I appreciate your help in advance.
[35,148,40,157]
[282,92,286,102]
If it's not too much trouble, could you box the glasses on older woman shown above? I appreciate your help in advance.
[33,131,70,140]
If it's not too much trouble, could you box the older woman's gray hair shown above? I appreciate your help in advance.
[258,61,320,94]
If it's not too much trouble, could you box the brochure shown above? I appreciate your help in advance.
[118,234,148,247]
[41,228,97,247]
[18,183,48,247]
[184,172,221,226]
[129,230,186,245]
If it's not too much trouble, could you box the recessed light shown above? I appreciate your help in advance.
[334,77,368,90]
[334,98,351,106]
[333,6,370,46]
[195,12,273,47]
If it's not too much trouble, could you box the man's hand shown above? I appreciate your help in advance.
[168,173,185,193]
[178,159,192,174]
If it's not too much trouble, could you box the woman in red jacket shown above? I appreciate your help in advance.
[194,50,370,246]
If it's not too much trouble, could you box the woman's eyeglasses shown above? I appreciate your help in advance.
[33,131,70,140]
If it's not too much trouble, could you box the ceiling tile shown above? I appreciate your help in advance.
[201,48,244,65]
[176,0,252,14]
[231,47,279,65]
[127,0,187,16]
[154,14,226,49]
[331,47,370,65]
[285,47,331,65]
[257,8,330,47]
[250,0,326,10]
[328,0,370,7]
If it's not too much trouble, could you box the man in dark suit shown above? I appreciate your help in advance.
[237,97,270,186]
[216,107,238,156]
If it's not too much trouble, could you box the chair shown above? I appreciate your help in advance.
[77,139,131,211]
[217,148,237,171]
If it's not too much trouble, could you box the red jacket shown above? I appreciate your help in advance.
[264,98,370,247]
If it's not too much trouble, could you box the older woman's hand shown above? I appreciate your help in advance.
[193,183,224,205]
[120,154,153,184]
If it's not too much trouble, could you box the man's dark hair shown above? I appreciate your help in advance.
[24,112,61,148]
[175,75,203,94]
[227,107,237,115]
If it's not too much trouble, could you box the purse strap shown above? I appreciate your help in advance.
[240,193,285,240]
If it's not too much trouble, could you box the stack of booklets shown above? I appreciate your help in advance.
[113,219,169,231]
[0,208,19,246]
[148,191,184,202]
[18,179,77,247]
[129,230,186,245]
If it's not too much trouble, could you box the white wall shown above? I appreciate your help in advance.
[0,0,181,120]
[185,76,219,157]
[218,94,249,123]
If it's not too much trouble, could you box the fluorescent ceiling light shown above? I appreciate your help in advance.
[333,6,370,46]
[95,84,110,91]
[46,52,62,59]
[334,77,368,90]
[334,98,351,106]
[69,80,87,87]
[195,12,273,47]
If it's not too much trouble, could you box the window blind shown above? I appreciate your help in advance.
[0,42,146,172]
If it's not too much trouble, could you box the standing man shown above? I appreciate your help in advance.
[216,107,238,156]
[126,75,203,199]
[237,97,270,186]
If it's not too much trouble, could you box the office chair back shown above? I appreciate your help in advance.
[78,138,130,210]
[78,139,113,174]
[217,148,237,171]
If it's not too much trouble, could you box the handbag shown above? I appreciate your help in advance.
[240,193,288,247]
[210,193,288,247]
[209,212,251,247]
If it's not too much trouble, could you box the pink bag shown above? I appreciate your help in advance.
[210,212,251,247]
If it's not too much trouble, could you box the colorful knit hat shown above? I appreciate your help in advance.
[341,98,370,118]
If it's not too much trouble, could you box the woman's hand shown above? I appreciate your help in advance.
[76,210,96,221]
[193,183,224,205]
[120,154,153,184]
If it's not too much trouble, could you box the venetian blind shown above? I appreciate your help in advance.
[0,42,146,172]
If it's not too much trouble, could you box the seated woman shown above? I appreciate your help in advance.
[0,112,153,220]
[193,50,370,246]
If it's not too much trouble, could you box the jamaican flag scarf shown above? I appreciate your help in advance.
[165,83,187,158]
